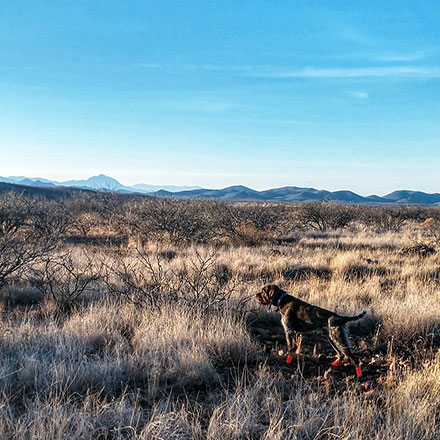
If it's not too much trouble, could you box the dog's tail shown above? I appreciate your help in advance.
[340,310,367,324]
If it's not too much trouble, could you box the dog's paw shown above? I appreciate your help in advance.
[331,358,341,367]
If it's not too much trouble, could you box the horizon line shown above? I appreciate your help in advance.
[1,174,439,198]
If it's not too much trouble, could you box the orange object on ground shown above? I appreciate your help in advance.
[356,367,362,378]
[286,355,293,364]
[331,359,341,367]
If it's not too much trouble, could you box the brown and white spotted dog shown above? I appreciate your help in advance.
[256,285,366,377]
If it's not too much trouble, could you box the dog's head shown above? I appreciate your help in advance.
[256,284,283,306]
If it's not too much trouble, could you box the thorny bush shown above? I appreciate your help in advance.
[103,245,247,313]
[0,193,57,289]
[29,250,103,311]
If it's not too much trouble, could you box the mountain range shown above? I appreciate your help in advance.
[0,175,439,205]
[0,175,201,194]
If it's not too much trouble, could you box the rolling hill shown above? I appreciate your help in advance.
[151,185,440,205]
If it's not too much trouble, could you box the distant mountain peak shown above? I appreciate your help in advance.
[224,185,258,192]
[59,174,124,191]
[86,175,122,185]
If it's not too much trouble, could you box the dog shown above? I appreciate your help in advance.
[256,284,366,377]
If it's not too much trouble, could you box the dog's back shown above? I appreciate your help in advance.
[279,291,366,331]
[280,295,335,332]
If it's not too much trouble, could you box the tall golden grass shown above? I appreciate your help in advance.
[1,224,440,438]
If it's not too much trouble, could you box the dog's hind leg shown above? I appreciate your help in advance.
[295,333,303,354]
[328,317,362,376]
[281,317,297,363]
[327,336,344,367]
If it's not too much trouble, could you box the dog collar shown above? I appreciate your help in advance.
[268,292,286,312]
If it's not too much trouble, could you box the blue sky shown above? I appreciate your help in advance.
[1,0,439,195]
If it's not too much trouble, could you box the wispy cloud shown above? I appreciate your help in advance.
[248,66,440,79]
[348,90,369,99]
[318,50,432,63]
[137,62,440,80]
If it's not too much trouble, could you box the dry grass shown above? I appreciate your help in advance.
[1,224,440,438]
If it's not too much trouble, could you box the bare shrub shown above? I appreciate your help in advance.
[65,192,123,236]
[29,251,102,311]
[115,198,216,244]
[212,202,282,245]
[294,202,357,231]
[0,193,56,289]
[32,199,71,238]
[104,245,176,309]
[175,250,244,311]
[360,206,425,233]
[104,246,246,313]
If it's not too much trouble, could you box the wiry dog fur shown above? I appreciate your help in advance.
[256,285,366,369]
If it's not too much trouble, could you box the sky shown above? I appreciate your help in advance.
[1,0,440,195]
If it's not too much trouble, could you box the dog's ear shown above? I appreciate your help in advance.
[256,286,269,305]
[266,285,278,297]
[256,288,264,301]
[262,285,272,299]
[259,285,274,305]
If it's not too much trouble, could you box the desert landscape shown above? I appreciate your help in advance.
[1,190,439,439]
[3,1,440,438]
